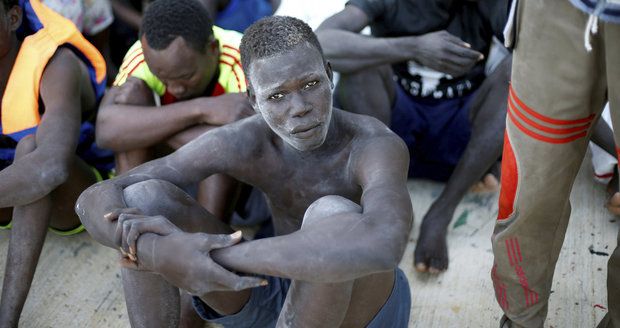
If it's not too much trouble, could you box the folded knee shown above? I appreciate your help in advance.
[302,195,361,228]
[123,179,181,213]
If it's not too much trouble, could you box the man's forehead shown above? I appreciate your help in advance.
[249,45,326,90]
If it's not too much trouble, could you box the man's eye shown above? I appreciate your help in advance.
[304,81,318,89]
[268,93,284,100]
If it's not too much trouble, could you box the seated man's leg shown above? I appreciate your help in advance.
[335,65,395,125]
[0,136,97,326]
[276,196,359,328]
[277,196,405,328]
[117,179,250,327]
[0,136,50,327]
[414,55,511,273]
[197,173,242,223]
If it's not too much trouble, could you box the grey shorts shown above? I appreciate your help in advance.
[192,268,411,328]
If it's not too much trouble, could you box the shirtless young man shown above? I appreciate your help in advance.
[0,0,107,326]
[76,16,413,328]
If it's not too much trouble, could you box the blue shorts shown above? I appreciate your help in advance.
[193,269,411,328]
[390,84,476,181]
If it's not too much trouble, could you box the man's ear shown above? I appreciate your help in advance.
[8,5,22,33]
[247,87,259,113]
[206,38,219,55]
[325,61,334,89]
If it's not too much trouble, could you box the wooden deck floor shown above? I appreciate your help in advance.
[0,157,617,327]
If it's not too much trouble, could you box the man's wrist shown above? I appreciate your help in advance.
[190,98,207,124]
[385,36,416,64]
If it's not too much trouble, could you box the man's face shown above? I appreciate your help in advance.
[142,35,218,100]
[0,3,21,59]
[248,43,334,152]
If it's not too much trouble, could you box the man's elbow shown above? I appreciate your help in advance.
[95,112,122,151]
[75,181,102,220]
[38,161,71,193]
[373,232,409,271]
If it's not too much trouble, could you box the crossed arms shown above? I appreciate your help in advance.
[95,77,253,152]
[76,123,413,296]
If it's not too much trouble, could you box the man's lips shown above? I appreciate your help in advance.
[291,123,321,135]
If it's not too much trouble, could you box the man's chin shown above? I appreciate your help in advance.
[288,138,326,152]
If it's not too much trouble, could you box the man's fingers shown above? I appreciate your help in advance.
[210,263,267,291]
[208,231,243,249]
[119,256,148,271]
[104,207,141,222]
[445,42,484,61]
[121,219,132,255]
[126,222,142,257]
[233,276,269,291]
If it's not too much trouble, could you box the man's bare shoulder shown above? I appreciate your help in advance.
[336,108,402,144]
[335,109,409,178]
[41,48,84,87]
[41,47,95,111]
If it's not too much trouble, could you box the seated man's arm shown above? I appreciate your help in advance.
[0,49,84,208]
[210,135,413,283]
[77,123,243,247]
[316,4,484,76]
[96,78,253,151]
[165,124,217,150]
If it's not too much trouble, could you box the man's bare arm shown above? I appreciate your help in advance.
[0,49,83,208]
[77,124,247,246]
[96,78,253,151]
[165,124,216,150]
[209,135,412,284]
[316,5,483,76]
[96,78,199,151]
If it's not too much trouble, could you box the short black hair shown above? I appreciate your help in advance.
[140,0,213,53]
[240,16,324,79]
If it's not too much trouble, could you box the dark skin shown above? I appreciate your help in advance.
[0,4,99,327]
[96,35,254,221]
[316,4,507,273]
[76,42,413,327]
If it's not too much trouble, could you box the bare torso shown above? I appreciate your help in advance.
[220,109,397,326]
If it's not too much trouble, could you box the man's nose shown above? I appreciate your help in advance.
[290,93,311,118]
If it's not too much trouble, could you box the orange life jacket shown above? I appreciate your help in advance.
[0,0,106,141]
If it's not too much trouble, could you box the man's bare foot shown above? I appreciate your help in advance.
[470,173,500,193]
[414,219,449,274]
[471,162,501,193]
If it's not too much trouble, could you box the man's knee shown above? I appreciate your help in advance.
[302,195,361,228]
[15,135,36,159]
[123,179,184,214]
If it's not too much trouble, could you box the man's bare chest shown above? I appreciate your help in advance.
[259,159,361,218]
